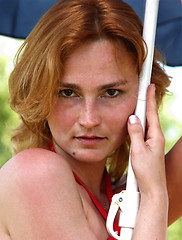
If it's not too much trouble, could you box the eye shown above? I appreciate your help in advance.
[105,89,120,98]
[59,89,76,97]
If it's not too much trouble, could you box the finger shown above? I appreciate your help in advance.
[145,84,165,152]
[127,115,145,154]
[146,84,159,125]
[146,84,162,137]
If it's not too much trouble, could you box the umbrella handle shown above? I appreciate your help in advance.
[106,191,140,240]
[106,0,160,239]
[106,192,124,240]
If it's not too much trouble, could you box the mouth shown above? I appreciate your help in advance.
[75,135,106,146]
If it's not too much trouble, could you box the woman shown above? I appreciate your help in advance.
[0,0,172,239]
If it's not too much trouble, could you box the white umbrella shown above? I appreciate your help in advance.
[106,0,160,239]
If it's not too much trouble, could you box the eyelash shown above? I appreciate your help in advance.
[58,89,78,98]
[103,89,121,98]
[58,89,122,98]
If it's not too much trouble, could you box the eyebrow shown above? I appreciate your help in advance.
[59,83,81,90]
[98,80,128,91]
[59,80,128,91]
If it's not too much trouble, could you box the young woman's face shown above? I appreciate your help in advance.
[48,40,138,163]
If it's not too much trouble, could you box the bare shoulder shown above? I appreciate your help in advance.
[166,137,182,162]
[0,149,96,240]
[0,148,73,205]
[0,148,70,175]
[165,137,182,225]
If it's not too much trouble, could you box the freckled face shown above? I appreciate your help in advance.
[48,40,138,163]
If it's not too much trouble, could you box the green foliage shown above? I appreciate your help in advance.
[159,93,182,153]
[168,218,182,240]
[0,45,19,167]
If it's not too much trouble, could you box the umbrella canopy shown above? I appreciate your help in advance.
[0,0,181,66]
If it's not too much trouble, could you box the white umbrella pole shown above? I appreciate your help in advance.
[106,0,160,239]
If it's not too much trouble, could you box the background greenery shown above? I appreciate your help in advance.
[0,35,182,239]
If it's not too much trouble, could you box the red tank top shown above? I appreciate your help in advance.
[49,143,120,239]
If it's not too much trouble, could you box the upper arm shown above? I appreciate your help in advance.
[0,149,97,240]
[165,137,182,225]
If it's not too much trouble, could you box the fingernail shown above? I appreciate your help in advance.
[151,83,156,91]
[129,115,138,124]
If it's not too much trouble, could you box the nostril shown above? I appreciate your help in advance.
[78,110,101,128]
[78,100,101,129]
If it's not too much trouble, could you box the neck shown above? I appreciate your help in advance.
[73,162,111,212]
[50,141,108,201]
[72,160,107,197]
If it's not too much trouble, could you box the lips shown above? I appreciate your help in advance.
[75,135,105,146]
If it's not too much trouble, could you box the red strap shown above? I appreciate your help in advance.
[49,142,120,235]
[73,172,120,234]
[49,142,55,152]
[73,172,109,221]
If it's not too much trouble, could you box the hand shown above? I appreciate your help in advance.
[127,84,167,199]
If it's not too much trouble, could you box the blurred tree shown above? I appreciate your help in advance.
[159,93,182,153]
[0,53,18,167]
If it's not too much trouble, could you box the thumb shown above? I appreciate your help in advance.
[127,115,145,154]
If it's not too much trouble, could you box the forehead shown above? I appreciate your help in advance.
[61,39,138,87]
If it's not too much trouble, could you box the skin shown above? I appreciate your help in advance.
[165,137,182,225]
[127,84,168,239]
[0,40,168,240]
[48,40,138,194]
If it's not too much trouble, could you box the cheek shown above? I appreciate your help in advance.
[48,103,76,133]
[105,97,137,132]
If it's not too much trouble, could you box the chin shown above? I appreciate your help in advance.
[72,150,107,163]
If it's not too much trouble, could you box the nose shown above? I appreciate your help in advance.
[78,99,101,129]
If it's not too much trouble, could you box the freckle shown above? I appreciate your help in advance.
[72,152,76,156]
